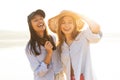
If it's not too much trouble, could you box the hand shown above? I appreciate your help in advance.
[44,41,53,65]
[80,15,100,34]
[44,41,53,54]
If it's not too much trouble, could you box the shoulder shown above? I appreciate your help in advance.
[49,34,56,39]
[75,28,92,39]
[49,34,57,43]
[25,41,31,54]
[75,31,84,40]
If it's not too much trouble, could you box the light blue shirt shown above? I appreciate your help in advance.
[25,36,63,80]
[61,28,102,80]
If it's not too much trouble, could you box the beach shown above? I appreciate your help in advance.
[0,32,120,80]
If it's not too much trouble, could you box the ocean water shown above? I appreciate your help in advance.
[0,33,120,80]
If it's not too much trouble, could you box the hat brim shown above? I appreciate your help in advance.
[48,10,84,33]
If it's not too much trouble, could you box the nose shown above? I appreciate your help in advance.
[64,23,70,28]
[39,19,43,23]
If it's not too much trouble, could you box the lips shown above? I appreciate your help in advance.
[63,28,71,31]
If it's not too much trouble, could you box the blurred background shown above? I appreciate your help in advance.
[0,0,120,80]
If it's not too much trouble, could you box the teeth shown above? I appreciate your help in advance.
[38,24,44,27]
[40,24,43,25]
[39,24,43,26]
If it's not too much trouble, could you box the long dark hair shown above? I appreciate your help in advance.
[26,9,56,56]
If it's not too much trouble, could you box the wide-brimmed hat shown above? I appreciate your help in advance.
[48,10,84,33]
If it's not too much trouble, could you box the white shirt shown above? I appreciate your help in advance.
[61,28,102,80]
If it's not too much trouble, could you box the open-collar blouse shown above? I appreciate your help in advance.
[61,28,102,80]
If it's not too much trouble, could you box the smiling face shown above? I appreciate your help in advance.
[60,16,75,35]
[31,15,45,32]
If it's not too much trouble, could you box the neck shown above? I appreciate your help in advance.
[37,32,44,38]
[65,34,72,41]
[65,34,73,45]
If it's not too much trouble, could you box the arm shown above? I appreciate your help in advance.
[81,15,102,43]
[26,51,48,77]
[25,44,52,77]
[52,49,63,74]
[81,15,101,34]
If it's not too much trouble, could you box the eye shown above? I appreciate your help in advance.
[34,19,38,22]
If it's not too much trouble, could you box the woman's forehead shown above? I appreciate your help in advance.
[31,15,43,19]
[61,16,74,21]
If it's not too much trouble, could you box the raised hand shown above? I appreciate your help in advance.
[80,15,101,34]
[44,41,53,54]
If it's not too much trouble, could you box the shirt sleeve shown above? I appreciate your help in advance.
[52,49,63,75]
[25,48,48,77]
[83,27,102,43]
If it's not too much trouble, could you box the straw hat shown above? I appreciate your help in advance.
[48,10,84,33]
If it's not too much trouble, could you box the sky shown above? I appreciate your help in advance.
[0,0,120,33]
[0,0,120,80]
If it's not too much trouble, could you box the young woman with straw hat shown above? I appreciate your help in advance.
[48,10,102,80]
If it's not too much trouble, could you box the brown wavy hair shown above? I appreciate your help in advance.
[57,16,79,53]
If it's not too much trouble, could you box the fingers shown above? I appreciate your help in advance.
[44,41,53,49]
[44,41,53,54]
